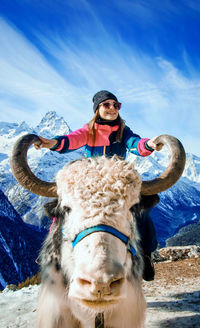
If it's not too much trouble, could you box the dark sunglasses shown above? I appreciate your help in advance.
[101,101,121,110]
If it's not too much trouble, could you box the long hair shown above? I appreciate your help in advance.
[88,109,126,145]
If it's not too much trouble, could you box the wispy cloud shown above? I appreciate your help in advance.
[39,29,200,137]
[0,18,87,126]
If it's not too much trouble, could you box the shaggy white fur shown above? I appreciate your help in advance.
[38,156,146,328]
[56,156,141,214]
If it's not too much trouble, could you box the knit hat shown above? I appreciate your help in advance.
[92,90,118,113]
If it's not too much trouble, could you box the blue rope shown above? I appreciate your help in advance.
[71,224,136,257]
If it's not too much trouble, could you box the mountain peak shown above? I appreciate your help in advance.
[0,121,32,138]
[35,111,72,138]
[40,111,59,122]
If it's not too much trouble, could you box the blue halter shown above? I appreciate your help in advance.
[67,224,136,258]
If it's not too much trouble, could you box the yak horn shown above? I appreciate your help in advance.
[141,135,186,195]
[11,134,186,198]
[11,134,57,197]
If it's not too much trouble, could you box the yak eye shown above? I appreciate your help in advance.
[63,206,71,214]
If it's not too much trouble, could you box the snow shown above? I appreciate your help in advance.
[192,214,198,221]
[0,285,38,328]
[143,276,200,328]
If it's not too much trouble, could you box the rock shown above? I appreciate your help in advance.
[153,245,200,262]
[4,284,17,292]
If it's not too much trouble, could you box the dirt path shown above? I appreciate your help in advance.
[144,258,200,327]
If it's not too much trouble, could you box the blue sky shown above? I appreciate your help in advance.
[0,0,200,155]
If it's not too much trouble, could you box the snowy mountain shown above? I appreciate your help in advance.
[34,110,72,138]
[0,111,200,247]
[0,189,46,290]
[0,111,84,226]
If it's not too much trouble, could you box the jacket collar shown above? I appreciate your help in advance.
[94,122,119,132]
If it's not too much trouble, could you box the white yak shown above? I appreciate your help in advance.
[11,133,186,328]
[37,157,146,328]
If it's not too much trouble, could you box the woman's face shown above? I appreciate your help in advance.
[98,99,121,121]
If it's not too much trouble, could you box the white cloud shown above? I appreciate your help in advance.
[0,18,89,127]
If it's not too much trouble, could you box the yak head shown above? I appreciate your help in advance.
[38,157,160,311]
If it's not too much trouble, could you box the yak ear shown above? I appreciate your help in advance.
[140,194,160,210]
[43,199,59,218]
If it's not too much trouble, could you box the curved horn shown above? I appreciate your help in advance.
[10,134,57,197]
[141,135,186,195]
[11,134,186,198]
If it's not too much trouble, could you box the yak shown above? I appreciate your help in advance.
[11,134,185,328]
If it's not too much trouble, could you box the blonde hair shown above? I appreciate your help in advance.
[88,109,125,145]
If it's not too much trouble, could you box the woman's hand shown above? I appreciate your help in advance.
[147,136,164,151]
[34,136,58,149]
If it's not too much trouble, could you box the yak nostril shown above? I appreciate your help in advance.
[78,278,92,287]
[77,275,124,295]
[110,278,124,290]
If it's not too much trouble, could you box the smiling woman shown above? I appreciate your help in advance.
[34,90,163,158]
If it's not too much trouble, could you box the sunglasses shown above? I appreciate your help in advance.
[100,101,121,110]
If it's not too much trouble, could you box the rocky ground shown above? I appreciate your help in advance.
[0,248,199,328]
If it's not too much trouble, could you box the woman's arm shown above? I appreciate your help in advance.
[34,125,89,153]
[123,126,163,156]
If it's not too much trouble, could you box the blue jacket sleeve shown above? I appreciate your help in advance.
[123,126,154,156]
[123,126,141,155]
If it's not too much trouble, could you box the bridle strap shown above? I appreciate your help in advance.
[71,224,136,257]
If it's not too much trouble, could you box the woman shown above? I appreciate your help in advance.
[35,90,163,281]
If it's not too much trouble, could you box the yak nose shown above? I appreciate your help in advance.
[76,271,125,297]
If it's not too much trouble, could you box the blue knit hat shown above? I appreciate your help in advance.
[92,90,118,112]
